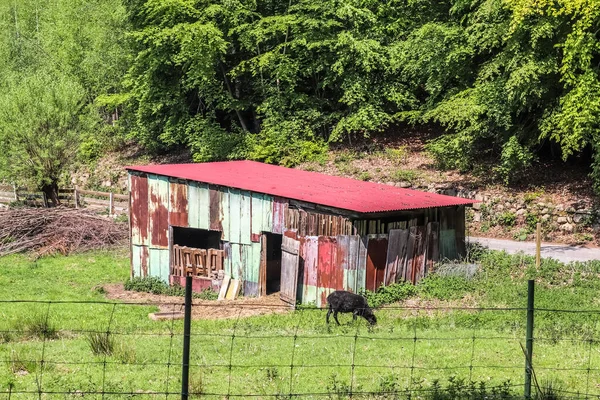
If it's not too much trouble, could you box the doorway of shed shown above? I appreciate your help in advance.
[172,226,221,248]
[262,233,282,295]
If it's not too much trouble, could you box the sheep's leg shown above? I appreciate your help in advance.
[352,311,358,321]
[333,311,341,325]
[326,307,332,324]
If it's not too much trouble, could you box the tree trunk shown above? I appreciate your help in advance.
[41,182,60,207]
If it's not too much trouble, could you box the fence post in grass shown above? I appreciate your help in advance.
[182,276,192,400]
[535,222,541,270]
[109,192,114,216]
[524,279,535,399]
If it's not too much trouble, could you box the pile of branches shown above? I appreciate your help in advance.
[0,207,128,257]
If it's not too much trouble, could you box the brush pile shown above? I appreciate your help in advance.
[0,207,128,257]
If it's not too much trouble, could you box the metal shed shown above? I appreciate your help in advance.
[126,161,475,306]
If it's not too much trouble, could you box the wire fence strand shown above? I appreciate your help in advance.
[2,299,600,399]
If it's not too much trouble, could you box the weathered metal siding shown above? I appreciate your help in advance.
[130,174,149,246]
[296,235,367,307]
[366,235,388,292]
[150,247,170,282]
[169,181,188,227]
[148,175,170,248]
[187,182,209,230]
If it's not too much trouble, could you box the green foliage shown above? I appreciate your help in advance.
[497,211,517,227]
[383,147,408,165]
[360,282,417,309]
[18,314,59,340]
[389,169,419,183]
[526,213,539,233]
[494,136,535,184]
[417,275,475,301]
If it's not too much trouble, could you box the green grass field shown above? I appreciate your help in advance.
[1,247,600,399]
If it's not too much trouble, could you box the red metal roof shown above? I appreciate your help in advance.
[126,161,475,214]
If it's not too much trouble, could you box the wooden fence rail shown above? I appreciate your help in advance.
[0,185,129,216]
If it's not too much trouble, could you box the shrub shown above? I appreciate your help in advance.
[497,211,516,227]
[21,314,58,340]
[389,169,419,183]
[359,282,417,308]
[384,147,408,165]
[87,332,115,356]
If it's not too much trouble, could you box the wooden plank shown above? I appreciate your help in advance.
[404,228,416,282]
[240,191,252,245]
[218,275,231,300]
[280,236,300,305]
[411,226,427,284]
[259,234,267,296]
[426,222,440,275]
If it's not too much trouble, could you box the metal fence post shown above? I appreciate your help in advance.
[182,276,192,400]
[524,279,535,399]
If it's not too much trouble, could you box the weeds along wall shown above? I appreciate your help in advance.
[2,293,600,399]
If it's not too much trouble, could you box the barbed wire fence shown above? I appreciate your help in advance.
[1,279,600,399]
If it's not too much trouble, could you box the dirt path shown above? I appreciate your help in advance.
[469,236,600,263]
[103,284,292,320]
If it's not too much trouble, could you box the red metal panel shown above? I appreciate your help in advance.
[209,187,222,231]
[284,230,297,239]
[366,236,388,292]
[272,197,287,234]
[170,276,216,292]
[317,236,344,291]
[251,233,261,243]
[126,161,476,214]
[317,236,332,291]
[149,177,169,247]
[130,174,149,245]
[169,181,188,227]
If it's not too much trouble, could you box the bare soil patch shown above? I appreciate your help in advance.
[102,284,291,320]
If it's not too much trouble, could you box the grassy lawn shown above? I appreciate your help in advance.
[1,247,600,399]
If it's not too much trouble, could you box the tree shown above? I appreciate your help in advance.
[0,74,90,205]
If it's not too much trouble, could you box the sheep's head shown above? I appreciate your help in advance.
[364,309,377,325]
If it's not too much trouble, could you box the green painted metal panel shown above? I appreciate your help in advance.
[230,243,242,280]
[131,245,142,278]
[251,193,264,235]
[148,174,170,248]
[188,182,210,230]
[302,284,318,306]
[344,269,357,294]
[262,194,273,232]
[240,190,252,244]
[221,188,230,241]
[245,242,261,283]
[228,189,241,244]
[149,247,170,283]
[440,229,457,260]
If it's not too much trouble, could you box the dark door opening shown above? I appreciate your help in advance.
[264,233,282,295]
[172,227,221,249]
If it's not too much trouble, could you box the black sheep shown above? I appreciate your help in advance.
[326,290,377,325]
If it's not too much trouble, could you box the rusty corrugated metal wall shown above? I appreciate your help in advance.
[129,173,282,297]
[130,172,466,304]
